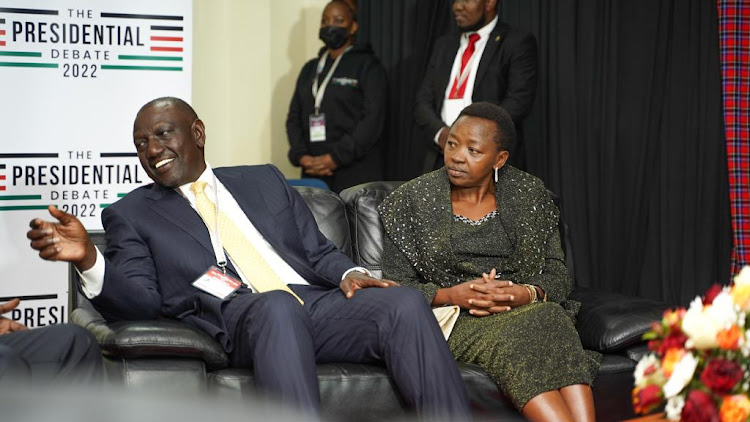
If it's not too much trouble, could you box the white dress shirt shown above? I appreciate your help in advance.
[434,15,499,144]
[79,163,368,298]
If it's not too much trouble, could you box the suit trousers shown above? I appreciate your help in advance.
[222,284,471,419]
[0,324,102,384]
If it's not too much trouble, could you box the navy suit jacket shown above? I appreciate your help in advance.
[90,164,354,351]
[414,21,537,164]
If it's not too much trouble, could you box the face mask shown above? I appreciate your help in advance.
[319,26,350,50]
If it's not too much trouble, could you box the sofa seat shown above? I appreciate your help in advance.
[69,183,666,421]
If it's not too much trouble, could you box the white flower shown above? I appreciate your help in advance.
[633,354,665,388]
[708,289,739,326]
[663,352,698,398]
[665,394,685,420]
[682,297,719,349]
[681,293,738,350]
[735,266,750,286]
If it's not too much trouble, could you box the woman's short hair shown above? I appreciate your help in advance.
[456,102,516,151]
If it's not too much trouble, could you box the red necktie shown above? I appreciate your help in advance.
[449,33,481,99]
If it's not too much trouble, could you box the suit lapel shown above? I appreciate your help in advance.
[215,169,300,262]
[147,184,216,256]
[215,170,275,239]
[474,22,508,93]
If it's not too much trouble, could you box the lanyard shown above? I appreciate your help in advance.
[454,35,480,92]
[455,53,477,92]
[311,46,352,115]
[202,175,228,274]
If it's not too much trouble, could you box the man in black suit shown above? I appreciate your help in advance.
[27,97,470,418]
[415,0,537,172]
[0,298,102,383]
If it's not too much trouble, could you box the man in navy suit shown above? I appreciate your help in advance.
[415,0,537,172]
[27,97,470,418]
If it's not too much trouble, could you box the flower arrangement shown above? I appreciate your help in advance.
[632,267,750,421]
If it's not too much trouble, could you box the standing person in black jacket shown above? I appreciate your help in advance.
[286,0,386,193]
[415,0,537,172]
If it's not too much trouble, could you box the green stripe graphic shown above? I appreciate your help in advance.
[118,55,183,61]
[0,51,42,57]
[101,65,182,71]
[117,193,128,198]
[0,195,42,201]
[0,62,58,68]
[100,203,111,208]
[0,205,52,211]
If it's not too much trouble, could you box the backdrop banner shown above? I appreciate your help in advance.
[0,0,192,327]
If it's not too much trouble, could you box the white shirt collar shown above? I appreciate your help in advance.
[177,162,214,198]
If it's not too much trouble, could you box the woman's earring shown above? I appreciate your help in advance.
[494,167,499,183]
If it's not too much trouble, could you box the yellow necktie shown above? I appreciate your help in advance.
[190,181,303,305]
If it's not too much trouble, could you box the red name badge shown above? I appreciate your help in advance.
[192,266,243,300]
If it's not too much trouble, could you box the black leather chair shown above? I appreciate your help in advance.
[70,184,666,421]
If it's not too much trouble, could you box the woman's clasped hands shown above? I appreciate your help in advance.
[448,269,531,317]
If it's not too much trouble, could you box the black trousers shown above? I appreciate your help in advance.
[0,324,102,384]
[223,285,470,419]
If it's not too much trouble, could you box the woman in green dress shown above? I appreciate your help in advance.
[378,102,599,421]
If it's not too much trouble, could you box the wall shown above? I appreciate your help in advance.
[192,0,328,177]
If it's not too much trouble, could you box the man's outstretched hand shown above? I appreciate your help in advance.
[0,298,28,335]
[27,205,97,271]
[340,271,399,299]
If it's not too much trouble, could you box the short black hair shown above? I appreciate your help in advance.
[328,0,357,22]
[456,102,515,151]
[138,97,198,121]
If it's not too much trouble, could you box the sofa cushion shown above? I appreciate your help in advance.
[571,287,666,353]
[340,181,404,274]
[293,185,353,259]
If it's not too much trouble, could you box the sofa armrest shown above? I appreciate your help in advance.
[570,287,666,353]
[71,307,229,370]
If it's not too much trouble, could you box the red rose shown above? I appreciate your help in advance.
[701,359,743,394]
[682,390,719,422]
[632,385,663,415]
[703,283,723,305]
[657,331,688,355]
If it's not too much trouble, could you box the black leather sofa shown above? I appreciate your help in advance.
[69,182,666,421]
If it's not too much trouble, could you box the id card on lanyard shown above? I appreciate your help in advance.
[190,176,246,299]
[310,47,352,142]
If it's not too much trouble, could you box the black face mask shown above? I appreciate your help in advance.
[319,26,350,50]
[459,12,486,33]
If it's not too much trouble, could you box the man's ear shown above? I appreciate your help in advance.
[193,119,206,148]
[350,21,359,36]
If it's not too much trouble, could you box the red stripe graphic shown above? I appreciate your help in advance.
[150,36,182,42]
[0,41,5,47]
[0,175,5,180]
[0,30,5,35]
[0,186,5,191]
[151,46,183,52]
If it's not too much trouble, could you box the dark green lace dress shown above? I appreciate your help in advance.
[378,166,600,409]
